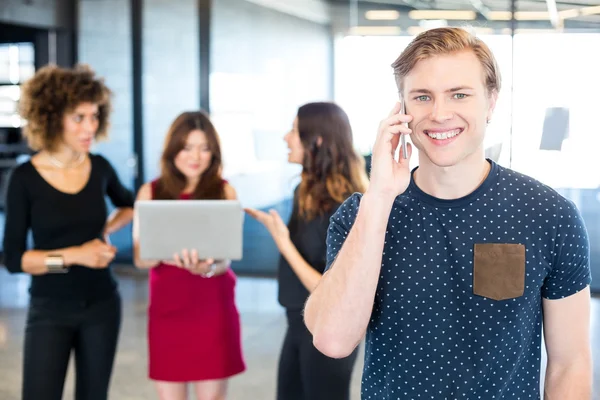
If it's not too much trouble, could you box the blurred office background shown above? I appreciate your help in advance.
[0,0,599,398]
[1,0,599,282]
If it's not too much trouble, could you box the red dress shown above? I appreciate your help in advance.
[147,182,246,382]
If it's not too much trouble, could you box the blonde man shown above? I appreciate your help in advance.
[304,27,591,399]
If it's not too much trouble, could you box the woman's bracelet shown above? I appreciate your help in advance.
[201,259,229,278]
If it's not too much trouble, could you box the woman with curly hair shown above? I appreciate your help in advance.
[2,64,134,400]
[245,102,368,400]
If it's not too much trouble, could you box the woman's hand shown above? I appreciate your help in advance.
[244,208,290,250]
[72,239,117,269]
[171,248,216,276]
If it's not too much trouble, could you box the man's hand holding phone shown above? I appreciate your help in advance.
[368,101,413,200]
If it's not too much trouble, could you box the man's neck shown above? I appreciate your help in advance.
[414,151,490,200]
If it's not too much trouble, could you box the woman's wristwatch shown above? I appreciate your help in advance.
[45,254,68,273]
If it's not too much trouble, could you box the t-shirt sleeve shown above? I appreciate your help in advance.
[98,155,135,208]
[541,198,591,299]
[324,193,362,273]
[2,166,31,273]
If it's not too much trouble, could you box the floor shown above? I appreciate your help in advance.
[0,267,598,400]
[0,266,364,400]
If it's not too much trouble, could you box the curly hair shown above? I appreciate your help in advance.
[18,64,112,151]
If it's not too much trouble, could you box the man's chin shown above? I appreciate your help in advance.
[418,148,464,169]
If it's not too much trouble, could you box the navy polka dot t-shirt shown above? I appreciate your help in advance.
[325,160,591,400]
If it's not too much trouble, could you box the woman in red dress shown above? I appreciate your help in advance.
[132,110,245,400]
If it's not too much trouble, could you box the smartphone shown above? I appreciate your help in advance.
[400,101,408,159]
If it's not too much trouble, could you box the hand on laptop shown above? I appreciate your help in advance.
[171,248,215,276]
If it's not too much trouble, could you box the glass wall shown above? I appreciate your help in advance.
[511,33,600,189]
[512,32,600,292]
[142,0,199,182]
[78,0,135,259]
[0,42,35,250]
[0,42,34,128]
[210,0,333,274]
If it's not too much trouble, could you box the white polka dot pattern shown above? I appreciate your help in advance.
[324,161,591,399]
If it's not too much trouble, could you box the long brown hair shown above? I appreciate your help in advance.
[153,110,225,200]
[296,102,368,219]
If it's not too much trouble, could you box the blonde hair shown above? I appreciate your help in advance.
[392,27,501,96]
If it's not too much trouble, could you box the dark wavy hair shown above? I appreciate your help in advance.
[153,110,225,200]
[296,102,368,219]
[18,63,112,151]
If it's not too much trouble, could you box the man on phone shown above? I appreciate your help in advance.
[304,27,592,399]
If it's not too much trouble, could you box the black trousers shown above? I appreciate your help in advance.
[277,309,359,400]
[22,291,122,400]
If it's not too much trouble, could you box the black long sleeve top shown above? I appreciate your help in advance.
[2,154,134,301]
[277,187,340,311]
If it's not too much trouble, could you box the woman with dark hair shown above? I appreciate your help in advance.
[133,110,245,400]
[245,102,368,400]
[2,64,134,400]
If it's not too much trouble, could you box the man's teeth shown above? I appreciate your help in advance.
[426,129,461,139]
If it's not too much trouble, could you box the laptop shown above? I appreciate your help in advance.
[136,200,244,261]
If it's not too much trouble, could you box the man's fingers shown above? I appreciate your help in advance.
[406,142,413,159]
[387,124,412,136]
[390,131,401,156]
[379,125,412,150]
[387,102,402,118]
[386,113,413,126]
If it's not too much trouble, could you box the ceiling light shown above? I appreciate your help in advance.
[580,5,600,16]
[365,10,400,20]
[489,11,571,21]
[408,10,477,20]
[558,9,580,19]
[515,11,551,20]
[515,28,560,34]
[488,11,512,20]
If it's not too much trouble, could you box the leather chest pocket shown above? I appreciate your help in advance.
[473,243,525,301]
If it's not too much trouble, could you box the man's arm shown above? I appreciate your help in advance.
[304,192,395,358]
[304,102,413,359]
[542,286,592,399]
[541,195,593,399]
